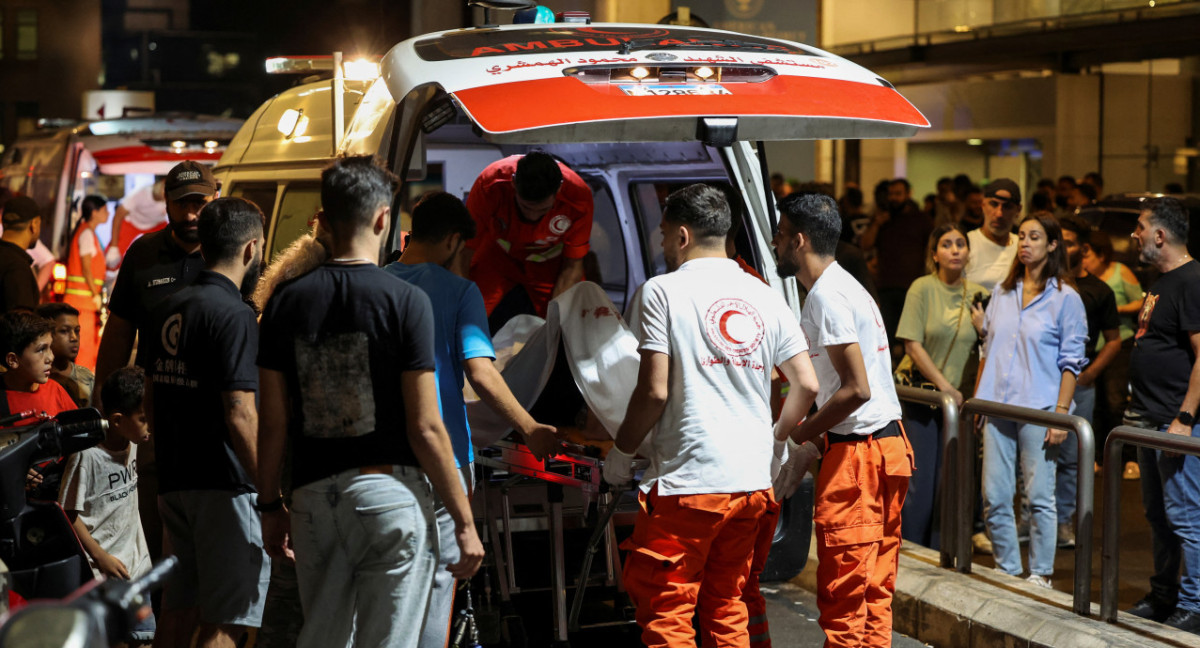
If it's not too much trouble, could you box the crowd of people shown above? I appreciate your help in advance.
[0,150,1196,648]
[824,169,1200,634]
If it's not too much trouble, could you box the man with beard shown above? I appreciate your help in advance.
[773,192,911,648]
[1122,197,1200,633]
[0,196,42,312]
[138,197,269,648]
[95,160,212,576]
[965,179,1021,291]
[603,184,819,647]
[859,178,932,345]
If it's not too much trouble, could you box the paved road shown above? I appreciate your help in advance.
[761,581,930,647]
[495,578,928,647]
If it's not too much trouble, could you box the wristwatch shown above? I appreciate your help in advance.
[1177,411,1195,426]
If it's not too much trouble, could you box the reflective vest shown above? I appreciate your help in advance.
[65,226,104,300]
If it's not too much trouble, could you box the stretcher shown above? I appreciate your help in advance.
[475,434,646,646]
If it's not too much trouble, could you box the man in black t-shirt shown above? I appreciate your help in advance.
[1057,215,1120,548]
[0,196,41,313]
[139,197,268,647]
[1123,197,1200,633]
[95,161,213,573]
[256,157,483,647]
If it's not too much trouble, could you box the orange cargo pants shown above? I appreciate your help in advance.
[622,486,772,648]
[701,497,780,648]
[815,422,913,648]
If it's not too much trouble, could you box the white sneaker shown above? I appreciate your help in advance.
[1026,574,1053,589]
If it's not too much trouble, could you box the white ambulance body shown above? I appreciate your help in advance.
[214,21,926,313]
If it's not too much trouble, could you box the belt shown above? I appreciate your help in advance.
[358,464,394,475]
[827,420,901,445]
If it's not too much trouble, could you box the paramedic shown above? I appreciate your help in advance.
[603,183,819,647]
[462,152,593,322]
[775,192,913,648]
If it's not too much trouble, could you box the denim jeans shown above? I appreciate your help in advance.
[421,464,472,648]
[1056,383,1095,524]
[1131,413,1200,613]
[983,418,1059,576]
[291,466,438,648]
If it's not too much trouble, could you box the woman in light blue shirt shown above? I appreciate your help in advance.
[976,212,1088,587]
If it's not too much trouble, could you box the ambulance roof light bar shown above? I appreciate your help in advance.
[468,0,536,27]
[265,55,380,81]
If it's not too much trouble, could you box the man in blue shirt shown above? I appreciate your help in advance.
[385,191,559,648]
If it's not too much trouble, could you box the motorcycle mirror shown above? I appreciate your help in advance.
[0,606,103,647]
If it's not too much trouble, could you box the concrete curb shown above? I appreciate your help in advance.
[791,534,1200,647]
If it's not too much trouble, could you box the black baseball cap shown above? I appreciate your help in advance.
[2,196,39,226]
[984,178,1022,207]
[164,161,216,201]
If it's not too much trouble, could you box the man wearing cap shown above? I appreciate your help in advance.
[94,160,215,568]
[965,179,1022,291]
[0,196,41,312]
[462,152,593,326]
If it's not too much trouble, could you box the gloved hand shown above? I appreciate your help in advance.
[770,438,788,481]
[773,439,820,500]
[603,445,636,487]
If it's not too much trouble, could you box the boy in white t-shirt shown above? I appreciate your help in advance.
[604,184,819,647]
[59,366,154,646]
[773,192,912,648]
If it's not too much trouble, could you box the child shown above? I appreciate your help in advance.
[0,310,83,500]
[37,303,96,407]
[59,366,154,646]
[0,310,78,421]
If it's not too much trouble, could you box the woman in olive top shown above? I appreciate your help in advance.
[1083,230,1145,479]
[895,223,989,548]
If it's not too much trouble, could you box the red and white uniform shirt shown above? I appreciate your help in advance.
[628,257,807,496]
[465,155,593,266]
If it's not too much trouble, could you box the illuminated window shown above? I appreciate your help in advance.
[16,10,37,61]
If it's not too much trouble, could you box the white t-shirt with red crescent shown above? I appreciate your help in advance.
[628,257,808,495]
[801,262,902,436]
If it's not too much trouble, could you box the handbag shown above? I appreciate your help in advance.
[895,282,967,391]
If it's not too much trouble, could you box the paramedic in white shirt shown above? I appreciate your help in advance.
[774,191,913,648]
[603,183,819,648]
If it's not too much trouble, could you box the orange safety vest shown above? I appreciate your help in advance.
[65,226,104,302]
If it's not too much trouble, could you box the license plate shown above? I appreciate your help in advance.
[619,84,732,97]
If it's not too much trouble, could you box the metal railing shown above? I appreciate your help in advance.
[957,399,1095,616]
[1101,425,1200,622]
[895,386,961,569]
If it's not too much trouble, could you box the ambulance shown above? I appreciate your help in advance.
[0,114,243,262]
[213,8,927,639]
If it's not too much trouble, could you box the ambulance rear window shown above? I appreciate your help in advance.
[414,26,814,62]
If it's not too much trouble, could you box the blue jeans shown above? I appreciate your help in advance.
[1056,383,1095,524]
[420,464,472,648]
[1132,414,1200,613]
[291,467,438,648]
[983,418,1059,576]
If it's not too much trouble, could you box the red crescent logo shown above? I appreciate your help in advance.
[719,310,746,345]
[705,298,764,357]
